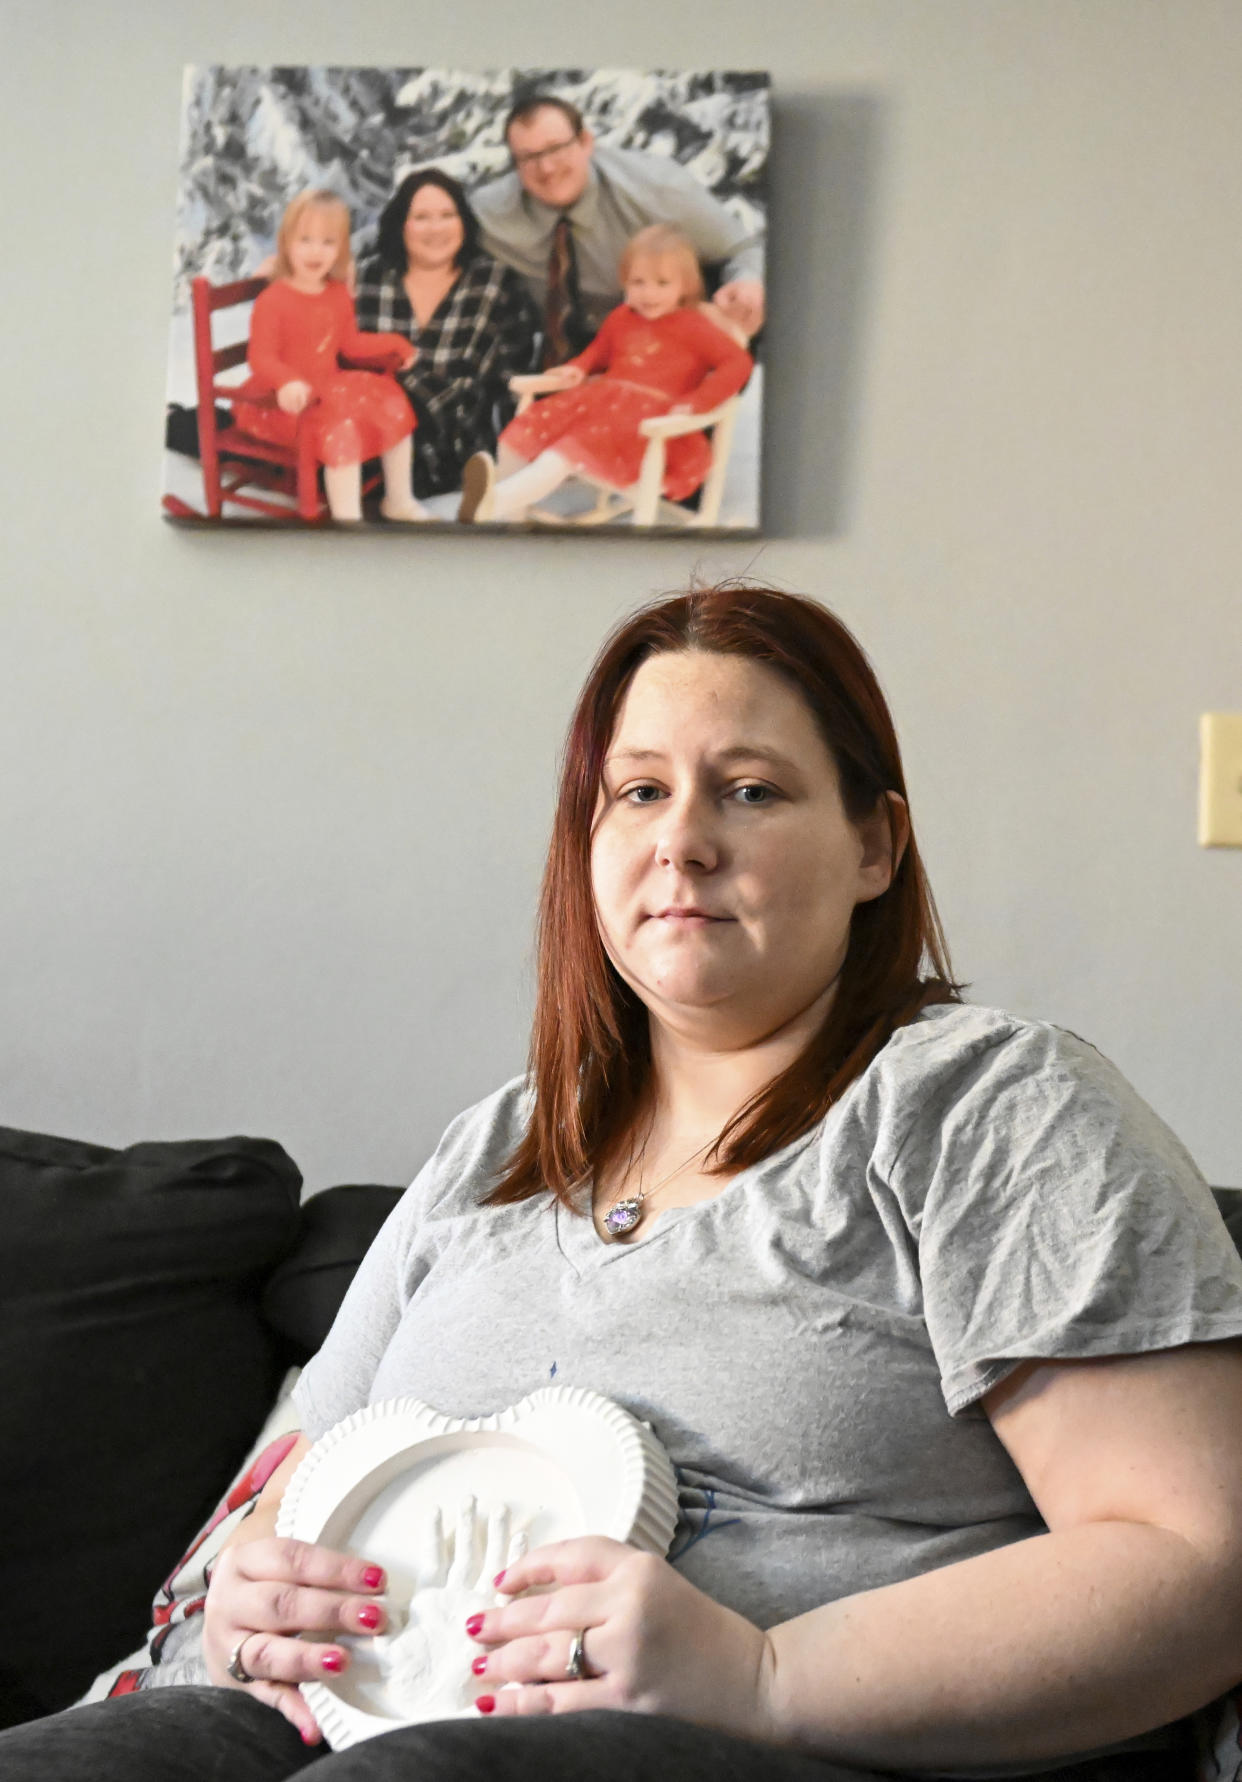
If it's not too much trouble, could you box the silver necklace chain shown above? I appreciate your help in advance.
[601,1133,715,1241]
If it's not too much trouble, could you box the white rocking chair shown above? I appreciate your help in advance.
[506,308,749,529]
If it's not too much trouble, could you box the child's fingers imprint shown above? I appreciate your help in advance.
[483,1504,511,1585]
[448,1494,478,1587]
[421,1503,446,1587]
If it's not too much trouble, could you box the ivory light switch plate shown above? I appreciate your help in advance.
[1199,714,1242,847]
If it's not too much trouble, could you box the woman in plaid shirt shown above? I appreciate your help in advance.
[354,170,539,501]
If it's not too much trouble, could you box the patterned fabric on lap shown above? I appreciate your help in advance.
[106,1426,299,1696]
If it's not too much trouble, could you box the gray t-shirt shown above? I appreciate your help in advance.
[294,1003,1242,1771]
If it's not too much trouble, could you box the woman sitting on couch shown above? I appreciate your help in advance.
[7,583,1242,1782]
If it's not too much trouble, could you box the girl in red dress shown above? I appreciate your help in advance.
[457,226,753,523]
[235,190,427,523]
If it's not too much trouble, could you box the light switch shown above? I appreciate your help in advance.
[1199,713,1242,847]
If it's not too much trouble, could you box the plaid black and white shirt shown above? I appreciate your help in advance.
[354,253,540,497]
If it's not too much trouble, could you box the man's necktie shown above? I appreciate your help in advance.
[544,213,585,367]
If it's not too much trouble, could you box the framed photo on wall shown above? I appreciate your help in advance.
[162,67,769,535]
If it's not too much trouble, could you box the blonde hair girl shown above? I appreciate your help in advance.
[235,189,429,523]
[460,224,750,524]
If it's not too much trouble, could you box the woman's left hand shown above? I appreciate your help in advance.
[399,343,417,370]
[466,1536,778,1741]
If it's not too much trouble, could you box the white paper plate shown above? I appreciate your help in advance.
[275,1386,679,1749]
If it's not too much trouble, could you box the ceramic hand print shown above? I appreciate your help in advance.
[276,1387,677,1747]
[370,1499,526,1717]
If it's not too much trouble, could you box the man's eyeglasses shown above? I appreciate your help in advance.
[512,135,582,171]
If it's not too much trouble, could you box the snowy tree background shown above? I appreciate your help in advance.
[172,66,770,310]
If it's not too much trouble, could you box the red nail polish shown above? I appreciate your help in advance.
[465,1613,485,1637]
[475,1694,496,1714]
[321,1651,343,1674]
[356,1604,382,1630]
[471,1655,488,1675]
[361,1565,385,1590]
[493,1569,506,1588]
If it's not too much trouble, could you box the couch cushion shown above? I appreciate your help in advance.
[0,1127,301,1720]
[260,1182,403,1360]
[1212,1187,1242,1249]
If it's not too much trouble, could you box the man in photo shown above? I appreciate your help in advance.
[472,92,765,360]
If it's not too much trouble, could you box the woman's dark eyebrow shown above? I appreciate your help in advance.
[605,745,801,770]
[714,745,801,772]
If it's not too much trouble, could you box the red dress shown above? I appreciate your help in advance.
[234,280,415,467]
[500,304,753,500]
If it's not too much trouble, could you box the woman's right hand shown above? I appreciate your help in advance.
[204,1536,389,1742]
[276,379,314,416]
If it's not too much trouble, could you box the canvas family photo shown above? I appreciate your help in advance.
[161,67,770,533]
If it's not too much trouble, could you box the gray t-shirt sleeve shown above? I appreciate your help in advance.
[291,1183,416,1441]
[892,1018,1242,1414]
[292,1080,529,1440]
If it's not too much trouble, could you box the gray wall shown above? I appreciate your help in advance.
[2,1,1238,1192]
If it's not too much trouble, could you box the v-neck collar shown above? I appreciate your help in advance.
[555,1184,696,1274]
[552,1125,819,1277]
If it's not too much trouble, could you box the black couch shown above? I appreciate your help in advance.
[0,1125,401,1729]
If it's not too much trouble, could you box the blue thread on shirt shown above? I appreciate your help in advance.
[668,1486,741,1561]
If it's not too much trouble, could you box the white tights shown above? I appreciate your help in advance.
[487,449,577,520]
[323,434,427,522]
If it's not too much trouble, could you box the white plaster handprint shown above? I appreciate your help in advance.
[370,1497,526,1718]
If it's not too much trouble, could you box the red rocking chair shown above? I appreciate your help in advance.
[166,275,399,524]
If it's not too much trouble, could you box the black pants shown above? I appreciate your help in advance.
[0,1688,1190,1782]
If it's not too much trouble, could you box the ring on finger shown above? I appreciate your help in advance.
[565,1626,594,1682]
[227,1634,260,1685]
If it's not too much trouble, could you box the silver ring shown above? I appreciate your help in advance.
[226,1634,260,1685]
[565,1626,590,1682]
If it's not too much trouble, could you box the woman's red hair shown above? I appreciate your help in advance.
[486,583,961,1210]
